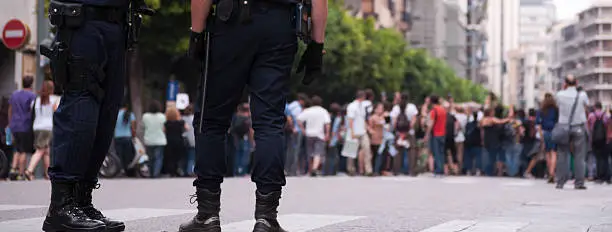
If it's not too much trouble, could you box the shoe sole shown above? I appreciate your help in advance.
[43,221,106,232]
[105,224,126,232]
[178,227,221,232]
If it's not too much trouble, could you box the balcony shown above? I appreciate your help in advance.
[583,33,612,44]
[580,16,612,29]
[585,49,612,58]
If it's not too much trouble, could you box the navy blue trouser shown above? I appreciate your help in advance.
[193,3,297,194]
[49,21,126,183]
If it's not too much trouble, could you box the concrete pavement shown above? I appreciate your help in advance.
[1,176,611,232]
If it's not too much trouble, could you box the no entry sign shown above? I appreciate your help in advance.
[2,19,30,50]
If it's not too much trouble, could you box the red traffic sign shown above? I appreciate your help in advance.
[2,19,30,50]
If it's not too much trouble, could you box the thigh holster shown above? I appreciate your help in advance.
[40,1,114,102]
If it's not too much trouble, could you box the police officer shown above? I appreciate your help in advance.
[179,0,327,231]
[40,0,146,231]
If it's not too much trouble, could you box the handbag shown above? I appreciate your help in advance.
[551,93,579,145]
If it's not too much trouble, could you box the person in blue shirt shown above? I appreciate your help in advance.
[114,104,136,177]
[536,93,559,184]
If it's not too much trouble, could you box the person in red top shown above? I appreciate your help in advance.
[425,95,447,175]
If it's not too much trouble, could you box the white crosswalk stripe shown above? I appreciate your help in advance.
[0,205,363,232]
[223,214,364,232]
[502,180,536,187]
[0,208,195,232]
[0,204,46,211]
[420,220,529,232]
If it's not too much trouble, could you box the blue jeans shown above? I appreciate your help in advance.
[186,147,196,176]
[234,137,251,176]
[146,146,164,178]
[505,143,522,177]
[485,146,503,176]
[430,136,445,175]
[463,146,482,173]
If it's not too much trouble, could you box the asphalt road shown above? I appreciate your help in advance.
[1,175,612,232]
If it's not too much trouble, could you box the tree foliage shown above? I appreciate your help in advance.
[44,0,487,105]
[291,1,486,104]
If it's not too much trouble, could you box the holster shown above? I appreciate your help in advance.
[39,0,113,102]
[294,0,311,43]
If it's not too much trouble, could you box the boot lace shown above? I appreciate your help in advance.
[79,183,105,219]
[63,194,91,220]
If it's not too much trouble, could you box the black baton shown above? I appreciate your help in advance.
[198,31,211,134]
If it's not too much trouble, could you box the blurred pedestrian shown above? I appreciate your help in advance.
[346,90,373,176]
[326,103,344,175]
[537,93,559,183]
[25,80,60,180]
[368,103,385,174]
[164,107,188,177]
[297,96,330,176]
[113,102,136,177]
[480,107,510,176]
[588,101,610,184]
[7,75,36,180]
[285,93,308,176]
[555,75,589,189]
[231,103,253,176]
[142,101,167,178]
[425,95,447,176]
[182,104,196,176]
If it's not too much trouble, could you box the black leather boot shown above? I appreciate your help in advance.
[42,182,106,232]
[179,188,222,232]
[253,191,287,232]
[76,182,125,232]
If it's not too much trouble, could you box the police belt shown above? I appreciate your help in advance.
[51,0,126,25]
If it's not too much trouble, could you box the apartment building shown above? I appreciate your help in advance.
[506,0,557,108]
[466,0,489,85]
[444,0,468,78]
[484,0,520,105]
[547,20,574,91]
[344,0,411,35]
[558,1,612,105]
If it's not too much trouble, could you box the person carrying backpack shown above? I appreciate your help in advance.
[588,102,610,183]
[463,109,483,175]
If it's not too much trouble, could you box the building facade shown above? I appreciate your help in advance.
[466,0,489,85]
[0,0,39,98]
[484,0,520,105]
[556,2,612,105]
[444,0,468,78]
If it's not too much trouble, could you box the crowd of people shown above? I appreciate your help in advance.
[2,76,612,187]
[277,78,611,188]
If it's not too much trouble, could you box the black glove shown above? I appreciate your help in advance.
[188,30,206,61]
[297,41,324,85]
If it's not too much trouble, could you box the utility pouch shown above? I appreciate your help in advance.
[49,1,85,29]
[217,0,234,22]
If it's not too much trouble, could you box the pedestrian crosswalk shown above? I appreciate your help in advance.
[0,203,605,232]
[0,205,364,232]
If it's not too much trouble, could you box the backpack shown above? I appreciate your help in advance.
[592,114,607,146]
[445,112,456,140]
[231,115,251,137]
[396,111,410,133]
[464,120,480,146]
[522,119,537,142]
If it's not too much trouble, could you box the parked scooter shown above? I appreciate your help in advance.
[99,137,149,178]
